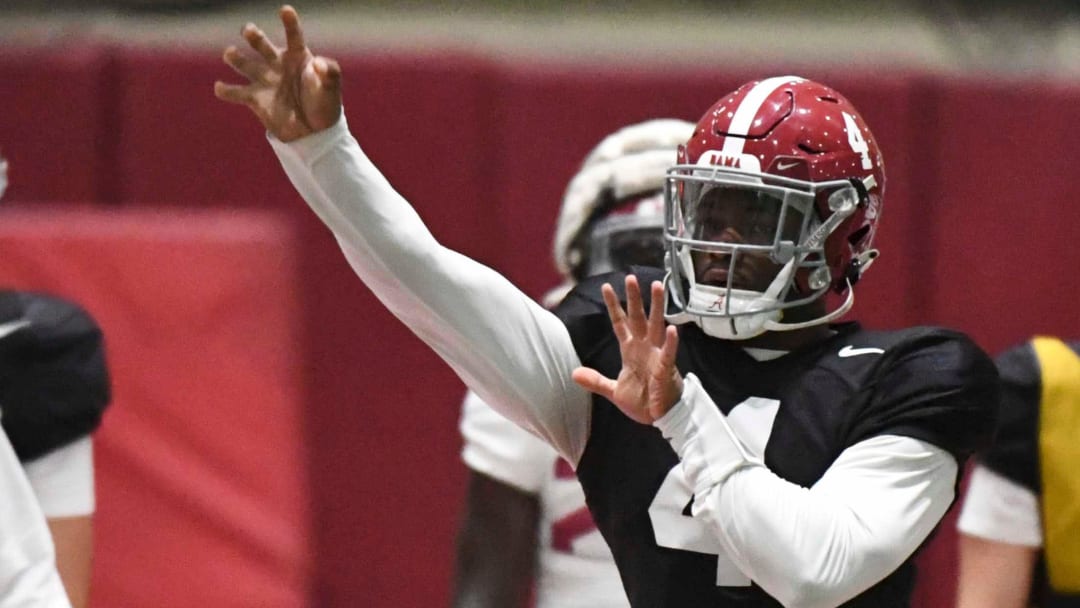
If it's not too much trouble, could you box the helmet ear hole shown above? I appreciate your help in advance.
[847,224,871,246]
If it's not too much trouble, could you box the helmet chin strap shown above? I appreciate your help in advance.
[762,278,854,332]
[757,186,865,332]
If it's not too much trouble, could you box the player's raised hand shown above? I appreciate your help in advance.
[572,277,683,425]
[214,5,341,142]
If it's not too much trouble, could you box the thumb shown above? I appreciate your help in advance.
[314,57,342,92]
[572,367,615,401]
[301,59,321,90]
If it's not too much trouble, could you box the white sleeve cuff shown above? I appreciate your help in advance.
[459,391,553,493]
[957,463,1042,547]
[23,436,95,518]
[267,112,350,167]
[653,373,756,493]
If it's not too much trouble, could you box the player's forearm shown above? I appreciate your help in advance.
[269,116,591,464]
[955,534,1037,608]
[452,473,540,608]
[656,374,957,608]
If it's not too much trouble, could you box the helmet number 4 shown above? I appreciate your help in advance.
[647,396,780,587]
[842,112,873,170]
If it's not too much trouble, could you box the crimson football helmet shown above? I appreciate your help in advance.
[664,76,885,340]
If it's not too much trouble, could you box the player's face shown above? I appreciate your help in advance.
[582,193,666,277]
[688,187,807,291]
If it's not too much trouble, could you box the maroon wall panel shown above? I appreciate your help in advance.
[0,46,110,204]
[922,78,1080,355]
[110,48,499,607]
[488,63,747,301]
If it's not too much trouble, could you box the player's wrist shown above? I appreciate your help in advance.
[656,371,684,418]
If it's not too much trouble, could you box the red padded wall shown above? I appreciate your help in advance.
[0,46,110,204]
[0,206,312,607]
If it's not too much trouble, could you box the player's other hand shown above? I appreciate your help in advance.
[214,5,341,142]
[572,277,684,425]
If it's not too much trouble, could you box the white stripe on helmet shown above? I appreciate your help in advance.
[720,75,805,157]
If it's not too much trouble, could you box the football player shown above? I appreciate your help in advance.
[956,336,1080,608]
[453,119,691,608]
[216,7,1000,606]
[0,154,112,608]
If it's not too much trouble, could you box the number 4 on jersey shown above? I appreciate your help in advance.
[648,396,781,587]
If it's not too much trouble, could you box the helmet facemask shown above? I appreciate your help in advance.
[543,119,695,308]
[579,191,666,277]
[664,163,867,340]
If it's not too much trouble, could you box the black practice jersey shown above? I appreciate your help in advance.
[554,269,999,607]
[0,290,111,462]
[982,338,1080,607]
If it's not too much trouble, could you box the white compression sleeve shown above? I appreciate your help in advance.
[655,373,958,608]
[269,116,592,466]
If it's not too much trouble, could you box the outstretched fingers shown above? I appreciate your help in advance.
[659,325,679,372]
[213,81,255,106]
[280,5,306,52]
[646,280,666,346]
[243,23,280,62]
[601,283,631,343]
[624,275,648,337]
[222,46,271,84]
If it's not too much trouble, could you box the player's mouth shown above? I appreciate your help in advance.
[700,261,762,290]
[700,265,730,286]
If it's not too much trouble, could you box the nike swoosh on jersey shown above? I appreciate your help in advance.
[0,319,31,339]
[838,345,885,358]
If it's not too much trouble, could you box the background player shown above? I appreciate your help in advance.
[453,118,691,608]
[956,336,1080,608]
[0,152,112,608]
